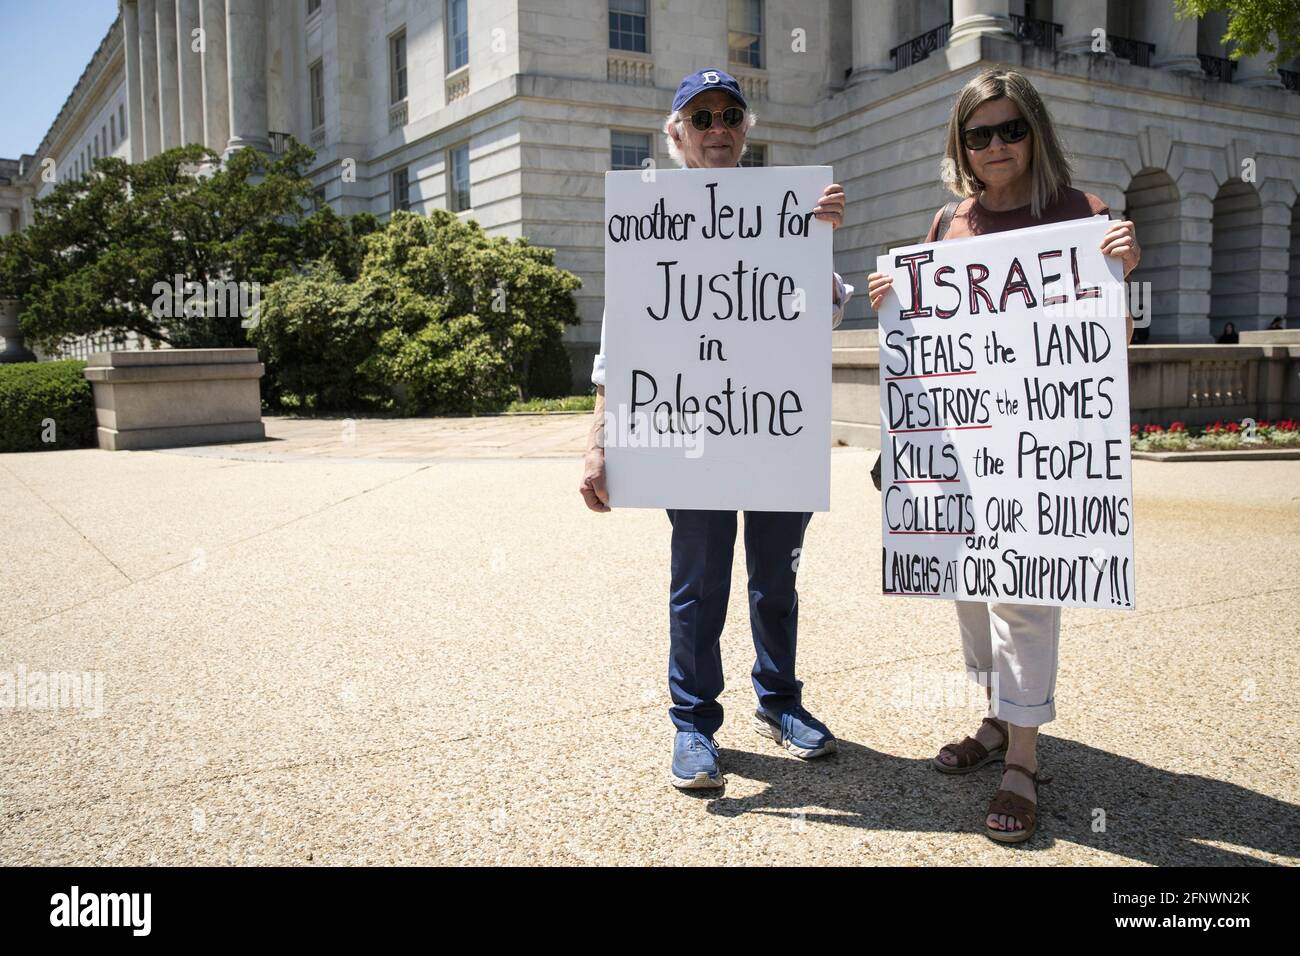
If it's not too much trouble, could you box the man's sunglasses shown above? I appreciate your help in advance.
[961,118,1030,150]
[689,106,746,131]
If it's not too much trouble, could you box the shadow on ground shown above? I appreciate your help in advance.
[698,738,1299,865]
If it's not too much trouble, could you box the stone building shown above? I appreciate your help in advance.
[2,0,1299,378]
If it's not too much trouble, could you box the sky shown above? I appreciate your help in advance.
[0,0,122,158]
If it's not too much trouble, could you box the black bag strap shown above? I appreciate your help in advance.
[935,200,959,241]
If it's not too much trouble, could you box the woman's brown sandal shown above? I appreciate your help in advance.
[932,717,1007,775]
[985,763,1050,844]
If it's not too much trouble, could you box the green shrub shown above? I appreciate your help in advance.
[249,261,390,412]
[360,316,513,415]
[250,210,582,415]
[506,395,595,413]
[0,360,96,452]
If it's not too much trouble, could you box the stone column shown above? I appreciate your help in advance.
[1148,0,1201,75]
[848,0,898,83]
[1256,182,1295,326]
[199,0,230,154]
[0,247,36,365]
[1171,175,1215,342]
[2,196,37,362]
[224,0,270,155]
[948,0,1013,46]
[1060,0,1108,56]
[122,1,146,162]
[137,0,161,158]
[176,0,205,145]
[1235,35,1284,88]
[155,0,182,150]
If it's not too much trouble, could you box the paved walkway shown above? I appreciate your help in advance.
[155,413,591,464]
[1,416,1297,865]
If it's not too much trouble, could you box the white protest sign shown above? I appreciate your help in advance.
[603,166,834,511]
[876,216,1135,610]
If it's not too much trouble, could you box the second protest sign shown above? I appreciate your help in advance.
[876,216,1136,610]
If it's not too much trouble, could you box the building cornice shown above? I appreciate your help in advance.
[22,14,125,186]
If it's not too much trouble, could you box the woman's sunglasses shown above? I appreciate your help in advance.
[690,106,746,131]
[961,118,1029,150]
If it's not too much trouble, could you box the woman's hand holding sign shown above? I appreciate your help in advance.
[1100,219,1140,277]
[1101,219,1140,342]
[867,272,894,312]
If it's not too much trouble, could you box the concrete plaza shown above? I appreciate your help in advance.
[1,414,1297,865]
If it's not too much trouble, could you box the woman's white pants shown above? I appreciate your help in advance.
[955,600,1061,727]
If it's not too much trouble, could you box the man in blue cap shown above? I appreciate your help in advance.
[579,68,852,789]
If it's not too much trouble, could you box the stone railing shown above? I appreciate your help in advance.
[1198,54,1236,83]
[388,99,408,131]
[1128,340,1298,426]
[1008,14,1062,50]
[830,329,1300,448]
[734,71,768,102]
[891,22,951,70]
[1109,34,1155,68]
[607,52,653,87]
[446,67,470,103]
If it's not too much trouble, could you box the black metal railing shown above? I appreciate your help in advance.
[268,131,291,155]
[1009,13,1062,50]
[890,21,951,70]
[1280,68,1300,93]
[1109,34,1155,68]
[1198,54,1236,83]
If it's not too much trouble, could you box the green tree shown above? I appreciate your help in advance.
[251,210,582,415]
[1176,0,1300,65]
[0,139,368,352]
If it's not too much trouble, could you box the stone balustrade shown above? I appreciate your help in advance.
[446,67,470,103]
[389,100,409,131]
[607,53,654,87]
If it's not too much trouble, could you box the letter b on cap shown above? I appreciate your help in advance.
[702,71,719,84]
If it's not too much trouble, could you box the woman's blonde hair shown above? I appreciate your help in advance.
[942,68,1071,218]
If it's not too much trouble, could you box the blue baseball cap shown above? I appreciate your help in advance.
[672,68,748,114]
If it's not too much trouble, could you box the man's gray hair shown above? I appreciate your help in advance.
[662,108,759,168]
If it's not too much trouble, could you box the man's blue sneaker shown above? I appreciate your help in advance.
[671,731,724,789]
[753,705,837,759]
